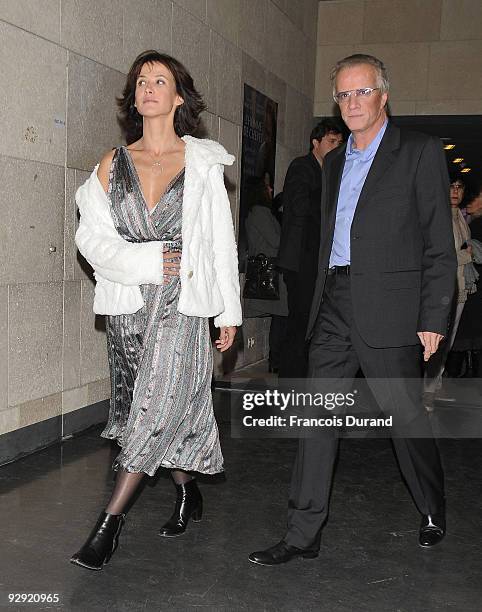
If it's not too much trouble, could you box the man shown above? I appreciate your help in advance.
[278,119,343,378]
[250,54,456,565]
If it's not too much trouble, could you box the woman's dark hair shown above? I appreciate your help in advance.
[448,171,465,187]
[117,50,206,144]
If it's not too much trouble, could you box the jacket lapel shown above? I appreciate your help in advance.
[317,145,345,268]
[326,145,346,229]
[354,123,400,214]
[307,151,321,180]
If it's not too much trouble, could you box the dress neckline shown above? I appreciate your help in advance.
[122,146,185,215]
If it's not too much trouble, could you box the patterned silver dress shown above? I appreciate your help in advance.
[101,146,223,476]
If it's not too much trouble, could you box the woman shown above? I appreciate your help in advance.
[243,176,287,372]
[424,176,475,407]
[450,182,482,378]
[71,50,242,571]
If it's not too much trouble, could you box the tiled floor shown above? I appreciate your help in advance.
[0,384,481,611]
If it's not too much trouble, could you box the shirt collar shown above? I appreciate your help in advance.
[346,119,388,161]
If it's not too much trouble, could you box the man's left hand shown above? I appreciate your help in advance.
[417,331,445,361]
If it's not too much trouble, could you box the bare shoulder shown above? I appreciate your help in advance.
[96,149,117,193]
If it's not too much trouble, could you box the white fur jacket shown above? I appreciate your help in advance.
[75,135,242,327]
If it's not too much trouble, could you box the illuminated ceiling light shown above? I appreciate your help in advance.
[461,168,471,173]
[453,158,464,163]
[444,144,455,150]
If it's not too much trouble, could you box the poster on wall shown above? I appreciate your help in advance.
[238,84,278,271]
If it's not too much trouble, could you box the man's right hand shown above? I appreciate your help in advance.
[417,331,444,361]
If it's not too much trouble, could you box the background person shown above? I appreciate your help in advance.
[423,175,475,408]
[243,176,288,373]
[449,182,482,380]
[278,119,343,378]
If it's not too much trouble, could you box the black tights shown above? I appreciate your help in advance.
[105,469,194,515]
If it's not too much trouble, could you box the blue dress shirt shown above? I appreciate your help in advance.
[329,120,388,267]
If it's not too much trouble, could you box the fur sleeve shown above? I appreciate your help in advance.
[209,164,242,327]
[74,170,164,286]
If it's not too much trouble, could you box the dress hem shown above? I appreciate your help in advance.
[112,461,225,478]
[102,430,224,477]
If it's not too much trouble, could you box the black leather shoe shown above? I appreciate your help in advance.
[159,478,202,537]
[70,511,125,570]
[249,540,318,566]
[419,513,446,547]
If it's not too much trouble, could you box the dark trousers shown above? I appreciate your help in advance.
[279,270,316,378]
[284,273,445,550]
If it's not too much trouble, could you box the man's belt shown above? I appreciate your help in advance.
[327,265,351,276]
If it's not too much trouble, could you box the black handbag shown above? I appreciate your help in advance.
[243,253,280,300]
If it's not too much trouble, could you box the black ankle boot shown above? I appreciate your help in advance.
[70,511,125,570]
[159,479,202,537]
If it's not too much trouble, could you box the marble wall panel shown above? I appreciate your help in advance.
[61,0,123,71]
[0,21,67,166]
[0,0,60,42]
[0,157,64,285]
[9,282,63,406]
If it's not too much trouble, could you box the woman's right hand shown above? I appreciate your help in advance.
[162,249,181,284]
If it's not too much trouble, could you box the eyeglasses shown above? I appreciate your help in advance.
[450,183,465,190]
[333,87,380,104]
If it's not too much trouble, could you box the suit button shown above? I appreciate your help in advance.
[352,235,360,240]
[187,271,193,279]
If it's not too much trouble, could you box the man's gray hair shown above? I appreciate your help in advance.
[330,54,390,94]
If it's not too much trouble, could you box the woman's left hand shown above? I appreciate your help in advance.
[215,326,237,352]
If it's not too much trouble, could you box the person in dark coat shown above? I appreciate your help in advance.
[278,119,343,377]
[250,53,456,566]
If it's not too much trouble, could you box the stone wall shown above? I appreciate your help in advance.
[0,0,318,453]
[315,0,482,116]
